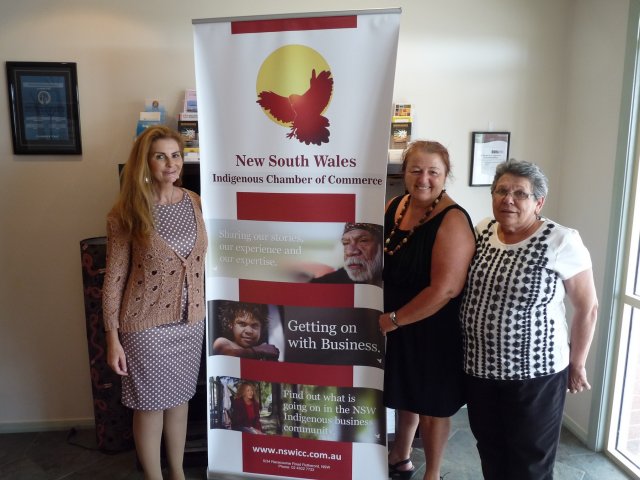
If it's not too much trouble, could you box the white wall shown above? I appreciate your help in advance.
[0,0,629,442]
[556,0,629,441]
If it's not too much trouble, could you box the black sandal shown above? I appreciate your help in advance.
[389,458,416,479]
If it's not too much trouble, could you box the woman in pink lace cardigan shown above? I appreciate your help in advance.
[103,125,207,480]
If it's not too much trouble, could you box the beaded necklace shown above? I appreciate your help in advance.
[384,190,446,256]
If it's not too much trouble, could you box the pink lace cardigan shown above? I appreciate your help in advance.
[102,190,208,332]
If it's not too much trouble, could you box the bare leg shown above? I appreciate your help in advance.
[419,415,451,480]
[389,409,419,473]
[133,409,164,480]
[163,402,189,480]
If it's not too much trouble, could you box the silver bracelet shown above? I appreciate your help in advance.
[390,311,400,328]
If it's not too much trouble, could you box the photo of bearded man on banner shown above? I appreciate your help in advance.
[309,223,383,287]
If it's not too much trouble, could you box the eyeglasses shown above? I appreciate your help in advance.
[491,188,535,201]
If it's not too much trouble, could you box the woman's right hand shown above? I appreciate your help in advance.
[105,330,128,376]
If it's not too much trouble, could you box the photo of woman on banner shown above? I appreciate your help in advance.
[229,382,265,434]
[309,222,383,286]
[211,300,280,360]
[378,141,476,480]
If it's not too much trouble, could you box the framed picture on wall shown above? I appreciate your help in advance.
[469,131,510,186]
[5,61,82,155]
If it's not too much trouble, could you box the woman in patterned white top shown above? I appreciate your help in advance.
[460,159,598,480]
[104,126,207,480]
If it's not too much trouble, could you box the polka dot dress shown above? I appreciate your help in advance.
[120,190,205,411]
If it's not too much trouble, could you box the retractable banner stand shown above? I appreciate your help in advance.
[193,9,400,480]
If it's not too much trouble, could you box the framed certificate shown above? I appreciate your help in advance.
[469,131,510,186]
[5,61,82,155]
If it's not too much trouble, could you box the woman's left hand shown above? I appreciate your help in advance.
[564,269,598,394]
[378,313,397,336]
[568,363,591,394]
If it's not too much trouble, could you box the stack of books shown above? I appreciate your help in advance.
[136,98,166,136]
[389,103,412,150]
[178,89,199,162]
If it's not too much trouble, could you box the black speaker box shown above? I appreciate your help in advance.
[80,236,134,452]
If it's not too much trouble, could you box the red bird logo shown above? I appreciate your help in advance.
[257,69,333,145]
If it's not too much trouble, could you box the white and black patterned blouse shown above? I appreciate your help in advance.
[460,217,591,381]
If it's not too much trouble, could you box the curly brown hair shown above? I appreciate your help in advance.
[218,301,269,344]
[235,381,258,400]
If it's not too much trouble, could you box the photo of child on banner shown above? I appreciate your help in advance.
[209,377,385,445]
[209,300,383,367]
[210,300,282,360]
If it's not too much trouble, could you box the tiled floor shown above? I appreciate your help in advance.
[430,410,633,480]
[0,409,633,479]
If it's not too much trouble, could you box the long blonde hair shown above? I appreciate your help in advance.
[111,125,184,245]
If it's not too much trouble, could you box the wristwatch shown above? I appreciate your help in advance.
[390,311,400,328]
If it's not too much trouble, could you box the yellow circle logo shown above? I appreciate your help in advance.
[256,45,333,145]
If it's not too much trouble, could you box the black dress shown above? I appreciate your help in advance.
[383,196,472,417]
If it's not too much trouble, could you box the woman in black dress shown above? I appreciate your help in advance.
[379,141,475,480]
